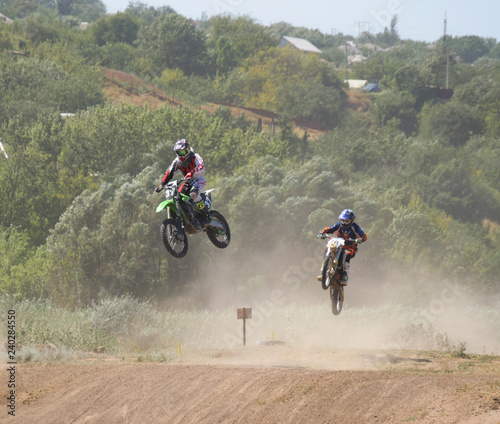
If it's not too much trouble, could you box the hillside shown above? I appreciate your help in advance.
[102,68,369,139]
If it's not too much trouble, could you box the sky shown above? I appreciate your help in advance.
[104,0,500,43]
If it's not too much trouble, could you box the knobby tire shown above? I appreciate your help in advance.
[161,218,188,258]
[206,210,231,248]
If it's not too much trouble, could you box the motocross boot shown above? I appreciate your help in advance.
[339,262,350,285]
[186,199,202,230]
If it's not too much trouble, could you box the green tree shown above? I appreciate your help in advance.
[125,1,176,24]
[90,12,139,46]
[226,46,345,126]
[375,15,400,47]
[371,90,417,135]
[213,35,236,75]
[389,64,433,108]
[0,56,104,125]
[57,0,73,15]
[488,42,500,60]
[17,13,70,46]
[352,54,402,82]
[419,101,483,146]
[135,13,207,75]
[277,79,344,127]
[483,100,500,139]
[70,0,106,22]
[453,75,500,106]
[450,35,492,63]
[421,52,449,87]
[206,15,276,75]
[0,227,35,296]
[2,0,38,18]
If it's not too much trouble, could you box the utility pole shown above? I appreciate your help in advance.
[345,43,349,81]
[444,11,449,89]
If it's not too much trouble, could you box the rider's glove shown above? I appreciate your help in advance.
[355,238,362,244]
[184,173,192,181]
[154,184,164,193]
[317,234,324,239]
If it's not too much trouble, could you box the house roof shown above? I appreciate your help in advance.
[348,54,367,64]
[0,13,13,24]
[338,42,361,55]
[280,36,322,54]
[345,79,368,89]
[363,43,385,52]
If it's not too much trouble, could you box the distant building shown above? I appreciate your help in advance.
[0,13,13,24]
[339,41,361,55]
[348,54,367,64]
[279,36,322,54]
[363,43,385,52]
[345,79,368,89]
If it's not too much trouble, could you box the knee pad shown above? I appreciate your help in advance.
[190,191,201,203]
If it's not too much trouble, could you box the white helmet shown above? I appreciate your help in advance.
[173,139,193,164]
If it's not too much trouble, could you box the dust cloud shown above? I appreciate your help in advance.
[161,238,500,359]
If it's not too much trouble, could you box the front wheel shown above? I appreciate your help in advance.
[321,255,337,290]
[206,210,230,248]
[330,285,344,315]
[161,218,188,258]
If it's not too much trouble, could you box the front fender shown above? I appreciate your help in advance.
[156,199,177,213]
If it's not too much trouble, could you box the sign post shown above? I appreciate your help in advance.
[237,307,252,346]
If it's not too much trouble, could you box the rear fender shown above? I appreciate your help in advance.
[205,188,215,200]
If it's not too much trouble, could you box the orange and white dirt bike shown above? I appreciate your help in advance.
[317,234,360,316]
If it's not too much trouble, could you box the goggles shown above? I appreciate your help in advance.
[341,219,351,226]
[176,149,188,156]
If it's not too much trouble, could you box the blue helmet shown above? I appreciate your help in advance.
[339,209,355,228]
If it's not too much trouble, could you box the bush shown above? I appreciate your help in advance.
[419,101,483,146]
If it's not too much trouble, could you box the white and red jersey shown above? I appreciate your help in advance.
[162,152,205,185]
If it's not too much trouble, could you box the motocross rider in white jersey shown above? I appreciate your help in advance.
[155,139,210,226]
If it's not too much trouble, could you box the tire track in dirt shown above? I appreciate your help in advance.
[11,360,500,424]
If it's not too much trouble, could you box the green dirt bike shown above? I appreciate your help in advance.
[317,234,357,316]
[155,179,230,258]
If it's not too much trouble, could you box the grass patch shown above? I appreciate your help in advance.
[1,296,499,362]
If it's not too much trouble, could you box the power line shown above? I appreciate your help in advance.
[353,21,372,38]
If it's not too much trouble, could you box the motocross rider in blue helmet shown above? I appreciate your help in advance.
[155,139,211,227]
[317,209,367,284]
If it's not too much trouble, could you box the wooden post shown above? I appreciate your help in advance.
[243,315,246,346]
[237,307,252,347]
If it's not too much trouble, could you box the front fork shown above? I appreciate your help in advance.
[337,248,346,271]
[173,197,184,235]
[328,247,345,278]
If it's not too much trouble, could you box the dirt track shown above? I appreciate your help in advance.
[7,347,500,424]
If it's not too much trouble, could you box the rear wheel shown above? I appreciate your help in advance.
[321,255,337,290]
[206,210,230,248]
[330,285,344,315]
[161,218,188,258]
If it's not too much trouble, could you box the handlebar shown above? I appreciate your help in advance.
[317,234,359,244]
[155,176,193,194]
